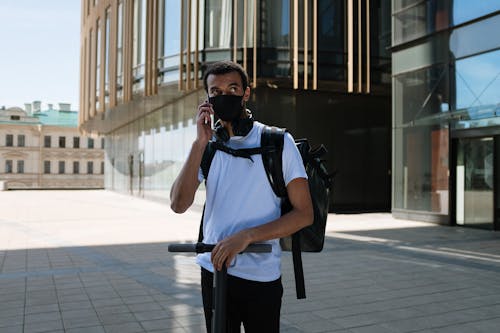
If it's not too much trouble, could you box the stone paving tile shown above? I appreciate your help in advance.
[0,315,24,328]
[66,327,106,333]
[24,311,62,324]
[0,326,24,333]
[3,191,500,332]
[24,319,64,333]
[140,318,181,331]
[103,322,145,333]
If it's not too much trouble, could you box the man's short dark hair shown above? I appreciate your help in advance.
[203,60,249,92]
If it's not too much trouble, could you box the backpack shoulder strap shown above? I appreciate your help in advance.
[200,141,217,180]
[262,126,307,299]
[198,142,217,243]
[261,126,288,198]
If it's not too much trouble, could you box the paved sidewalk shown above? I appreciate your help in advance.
[1,190,500,333]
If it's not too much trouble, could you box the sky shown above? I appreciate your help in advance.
[0,0,81,111]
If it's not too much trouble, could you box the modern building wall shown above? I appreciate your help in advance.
[392,1,500,229]
[0,107,105,190]
[80,0,392,211]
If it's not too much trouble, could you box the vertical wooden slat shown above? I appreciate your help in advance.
[195,0,199,88]
[347,0,353,92]
[358,0,362,93]
[243,0,247,71]
[186,0,191,89]
[233,0,238,62]
[313,0,317,90]
[252,0,257,88]
[304,0,308,90]
[366,0,370,93]
[293,0,298,89]
[179,0,184,90]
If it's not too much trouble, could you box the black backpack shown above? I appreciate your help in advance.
[200,126,333,299]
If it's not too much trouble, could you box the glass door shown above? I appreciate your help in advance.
[456,137,494,228]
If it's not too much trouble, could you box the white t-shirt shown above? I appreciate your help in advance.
[196,121,307,282]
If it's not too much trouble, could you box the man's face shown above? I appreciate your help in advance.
[206,71,250,101]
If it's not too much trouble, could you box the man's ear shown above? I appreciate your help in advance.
[243,86,251,102]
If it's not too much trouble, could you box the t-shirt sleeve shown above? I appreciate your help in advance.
[282,132,307,186]
[198,167,204,183]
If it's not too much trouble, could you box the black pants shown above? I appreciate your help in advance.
[201,268,283,333]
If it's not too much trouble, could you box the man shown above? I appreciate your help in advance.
[170,60,313,332]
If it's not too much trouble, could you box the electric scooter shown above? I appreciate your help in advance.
[168,242,272,333]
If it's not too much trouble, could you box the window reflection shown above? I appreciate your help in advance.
[259,0,290,77]
[117,1,124,101]
[158,0,181,84]
[395,64,450,124]
[205,0,232,49]
[455,49,500,120]
[133,0,146,93]
[453,0,500,26]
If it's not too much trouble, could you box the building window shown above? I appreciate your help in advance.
[5,160,13,173]
[58,161,65,174]
[96,18,101,112]
[101,161,104,174]
[104,7,111,105]
[6,134,13,147]
[44,161,51,174]
[17,134,25,147]
[101,137,105,149]
[117,1,124,100]
[10,115,20,120]
[44,136,51,148]
[59,136,66,148]
[87,161,94,174]
[158,0,181,83]
[73,136,80,148]
[73,161,80,174]
[17,160,24,174]
[88,138,94,148]
[132,0,146,92]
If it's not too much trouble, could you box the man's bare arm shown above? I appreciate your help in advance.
[210,177,313,270]
[170,102,213,213]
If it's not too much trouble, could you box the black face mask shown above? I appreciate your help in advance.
[208,95,244,121]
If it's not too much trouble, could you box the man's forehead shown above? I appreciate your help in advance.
[206,72,243,87]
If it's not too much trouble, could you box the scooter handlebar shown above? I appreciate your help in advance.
[168,242,272,254]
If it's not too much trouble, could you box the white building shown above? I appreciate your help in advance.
[0,105,104,189]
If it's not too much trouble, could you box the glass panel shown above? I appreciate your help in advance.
[6,134,13,146]
[397,125,449,213]
[454,49,500,122]
[117,1,124,101]
[17,160,24,174]
[205,0,233,49]
[96,19,101,111]
[133,0,146,93]
[158,0,181,84]
[104,7,111,106]
[395,64,450,125]
[5,160,13,173]
[259,0,291,77]
[17,135,25,147]
[393,0,451,45]
[453,0,500,26]
[450,14,500,60]
[394,0,421,11]
[456,137,494,228]
[317,0,345,82]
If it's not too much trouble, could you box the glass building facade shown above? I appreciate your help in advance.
[80,0,391,211]
[392,0,500,229]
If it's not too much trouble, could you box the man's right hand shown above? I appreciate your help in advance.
[196,101,214,145]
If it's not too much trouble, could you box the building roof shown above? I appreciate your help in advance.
[0,107,40,125]
[33,108,78,127]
